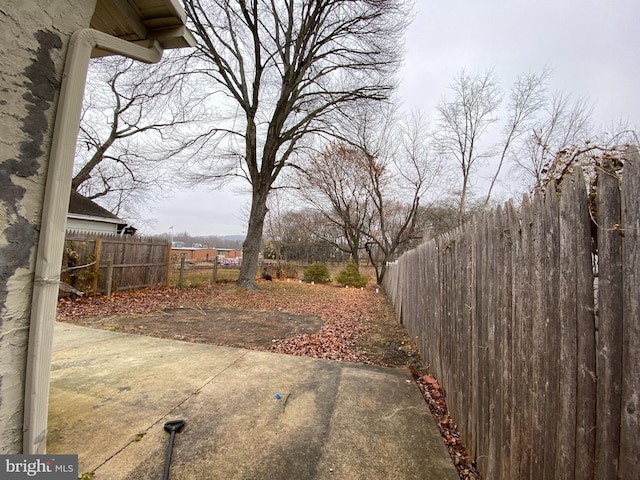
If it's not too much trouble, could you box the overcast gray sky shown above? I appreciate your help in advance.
[140,0,639,237]
[400,0,639,126]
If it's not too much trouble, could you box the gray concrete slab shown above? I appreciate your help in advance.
[48,322,458,480]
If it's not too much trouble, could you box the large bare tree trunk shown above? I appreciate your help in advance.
[237,186,269,288]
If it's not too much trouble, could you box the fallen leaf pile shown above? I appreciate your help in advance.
[266,287,372,363]
[57,280,479,479]
[56,285,221,320]
[413,370,481,479]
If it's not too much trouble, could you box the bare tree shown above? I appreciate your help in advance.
[360,110,436,283]
[183,0,409,288]
[295,108,438,284]
[74,55,200,221]
[483,68,549,207]
[296,142,373,263]
[435,69,502,225]
[264,200,338,266]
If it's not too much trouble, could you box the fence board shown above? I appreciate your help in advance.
[499,203,515,480]
[506,201,521,479]
[439,235,451,397]
[486,210,501,479]
[557,172,581,479]
[530,192,546,479]
[543,187,560,480]
[507,199,524,478]
[571,168,597,480]
[475,214,489,475]
[461,223,474,460]
[594,160,623,479]
[620,146,640,477]
[521,195,536,478]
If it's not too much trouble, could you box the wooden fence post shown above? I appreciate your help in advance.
[105,255,113,297]
[92,237,102,296]
[179,253,186,288]
[212,259,218,283]
[165,242,172,286]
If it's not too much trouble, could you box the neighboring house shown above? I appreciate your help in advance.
[0,0,194,454]
[67,190,135,235]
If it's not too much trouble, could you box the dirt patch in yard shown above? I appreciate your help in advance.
[57,281,420,367]
[71,306,325,349]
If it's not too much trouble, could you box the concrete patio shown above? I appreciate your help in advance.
[47,322,458,479]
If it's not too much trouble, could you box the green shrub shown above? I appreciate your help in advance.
[303,262,331,284]
[335,260,368,288]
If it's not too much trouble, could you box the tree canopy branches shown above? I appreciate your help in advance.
[74,55,203,220]
[183,0,411,287]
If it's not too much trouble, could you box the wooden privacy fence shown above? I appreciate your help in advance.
[62,232,171,295]
[384,147,639,480]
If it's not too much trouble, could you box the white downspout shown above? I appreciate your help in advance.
[23,29,164,454]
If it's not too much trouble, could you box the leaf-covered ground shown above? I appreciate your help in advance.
[57,280,479,479]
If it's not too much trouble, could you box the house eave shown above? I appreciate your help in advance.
[90,0,196,55]
[67,213,125,226]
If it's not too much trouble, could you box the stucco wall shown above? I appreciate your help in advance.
[0,0,97,453]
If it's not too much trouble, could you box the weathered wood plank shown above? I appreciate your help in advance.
[542,186,560,480]
[594,159,623,480]
[557,168,597,479]
[486,208,503,479]
[530,191,546,478]
[511,195,534,477]
[620,146,640,477]
[459,227,472,449]
[572,168,597,480]
[474,214,488,475]
[507,200,523,478]
[557,173,580,480]
[499,202,516,480]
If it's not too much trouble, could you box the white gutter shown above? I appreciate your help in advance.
[23,29,164,454]
[67,213,124,225]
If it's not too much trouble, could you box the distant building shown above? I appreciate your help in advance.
[171,246,242,263]
[67,190,135,235]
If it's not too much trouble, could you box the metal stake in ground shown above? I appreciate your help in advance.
[163,419,186,480]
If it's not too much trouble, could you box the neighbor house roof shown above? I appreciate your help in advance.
[68,190,125,226]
